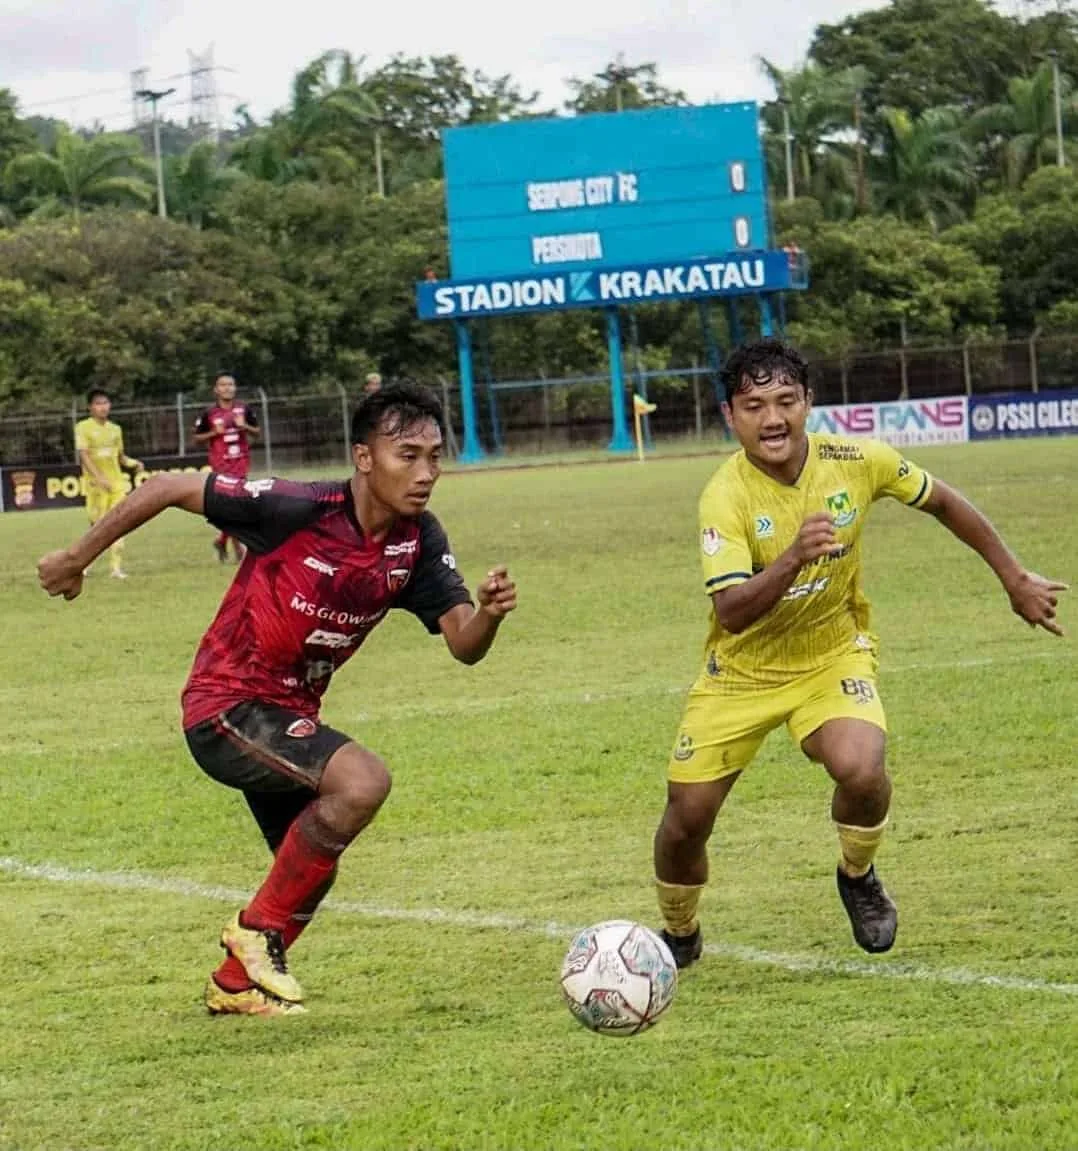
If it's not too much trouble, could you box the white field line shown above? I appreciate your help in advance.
[2,856,1076,999]
[352,647,1073,721]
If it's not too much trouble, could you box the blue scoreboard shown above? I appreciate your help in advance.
[417,102,807,459]
[442,102,769,280]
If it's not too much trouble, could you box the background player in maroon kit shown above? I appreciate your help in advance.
[38,383,518,1017]
[193,372,261,563]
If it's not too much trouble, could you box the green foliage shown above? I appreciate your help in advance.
[0,212,301,405]
[0,20,1077,400]
[5,127,153,218]
[565,60,687,114]
[779,214,999,350]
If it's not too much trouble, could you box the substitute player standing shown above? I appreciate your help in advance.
[74,388,143,579]
[40,383,517,1017]
[653,339,1066,966]
[193,372,261,562]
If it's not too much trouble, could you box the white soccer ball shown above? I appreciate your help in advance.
[559,919,678,1036]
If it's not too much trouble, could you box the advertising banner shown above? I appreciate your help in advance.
[807,397,969,447]
[0,455,211,513]
[968,391,1078,440]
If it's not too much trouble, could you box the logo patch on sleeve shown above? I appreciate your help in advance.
[700,527,722,556]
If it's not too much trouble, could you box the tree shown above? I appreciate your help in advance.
[969,64,1078,188]
[810,0,1024,117]
[872,106,978,229]
[5,128,153,218]
[165,140,243,229]
[565,59,686,115]
[758,60,866,214]
[778,215,999,351]
[944,166,1078,329]
[0,89,34,174]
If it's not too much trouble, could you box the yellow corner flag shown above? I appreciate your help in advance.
[633,393,657,416]
[632,393,657,461]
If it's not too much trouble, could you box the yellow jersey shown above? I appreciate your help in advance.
[697,434,933,684]
[75,418,126,488]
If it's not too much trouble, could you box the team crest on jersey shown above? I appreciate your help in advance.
[285,718,318,739]
[825,489,857,528]
[700,527,722,556]
[243,478,275,498]
[386,567,411,593]
[754,515,775,538]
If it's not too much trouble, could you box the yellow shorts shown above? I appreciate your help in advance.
[667,650,886,784]
[85,485,126,524]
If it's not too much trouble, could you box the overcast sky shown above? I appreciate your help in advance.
[0,0,1027,131]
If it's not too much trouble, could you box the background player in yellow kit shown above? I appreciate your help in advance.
[75,389,143,579]
[653,339,1067,966]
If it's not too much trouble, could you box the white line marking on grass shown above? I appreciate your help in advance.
[354,648,1074,721]
[3,856,1076,999]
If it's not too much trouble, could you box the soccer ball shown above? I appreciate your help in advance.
[559,920,678,1036]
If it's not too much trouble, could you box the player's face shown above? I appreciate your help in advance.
[354,416,443,516]
[215,376,237,403]
[723,376,811,471]
[89,395,111,421]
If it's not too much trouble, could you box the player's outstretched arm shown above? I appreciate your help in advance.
[437,565,517,665]
[38,473,207,601]
[920,480,1068,636]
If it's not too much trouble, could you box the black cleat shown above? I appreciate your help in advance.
[836,865,897,953]
[659,926,704,969]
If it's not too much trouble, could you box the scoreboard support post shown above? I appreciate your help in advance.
[454,320,485,463]
[605,308,635,453]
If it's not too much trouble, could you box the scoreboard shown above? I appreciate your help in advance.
[441,102,769,281]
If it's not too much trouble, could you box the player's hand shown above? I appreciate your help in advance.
[789,512,844,566]
[1005,570,1068,636]
[477,565,517,619]
[38,548,85,601]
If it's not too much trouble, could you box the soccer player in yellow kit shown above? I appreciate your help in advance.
[653,339,1067,966]
[75,389,143,578]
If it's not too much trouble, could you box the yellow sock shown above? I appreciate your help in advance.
[655,879,704,937]
[109,540,124,573]
[836,817,888,878]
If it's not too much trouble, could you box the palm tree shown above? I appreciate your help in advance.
[873,107,977,230]
[969,64,1077,188]
[164,140,243,229]
[758,59,866,212]
[5,127,153,218]
[229,52,387,194]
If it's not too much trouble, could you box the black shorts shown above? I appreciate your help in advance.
[185,701,352,849]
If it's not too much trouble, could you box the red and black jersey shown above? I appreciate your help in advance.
[195,404,259,475]
[181,474,472,729]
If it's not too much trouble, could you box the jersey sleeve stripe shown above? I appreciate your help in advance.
[706,571,752,589]
[904,474,931,506]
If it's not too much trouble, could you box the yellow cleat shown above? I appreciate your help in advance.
[204,978,307,1017]
[220,914,304,1003]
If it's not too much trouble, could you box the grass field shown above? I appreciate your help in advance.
[1,440,1076,1151]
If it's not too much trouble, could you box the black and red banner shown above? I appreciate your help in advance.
[0,456,212,513]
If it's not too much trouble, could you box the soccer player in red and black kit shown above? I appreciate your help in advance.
[38,383,518,1017]
[193,372,261,563]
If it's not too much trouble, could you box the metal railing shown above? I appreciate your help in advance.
[2,333,1075,468]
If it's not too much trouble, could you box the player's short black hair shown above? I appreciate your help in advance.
[213,371,235,384]
[722,338,810,403]
[350,380,446,446]
[87,388,110,403]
